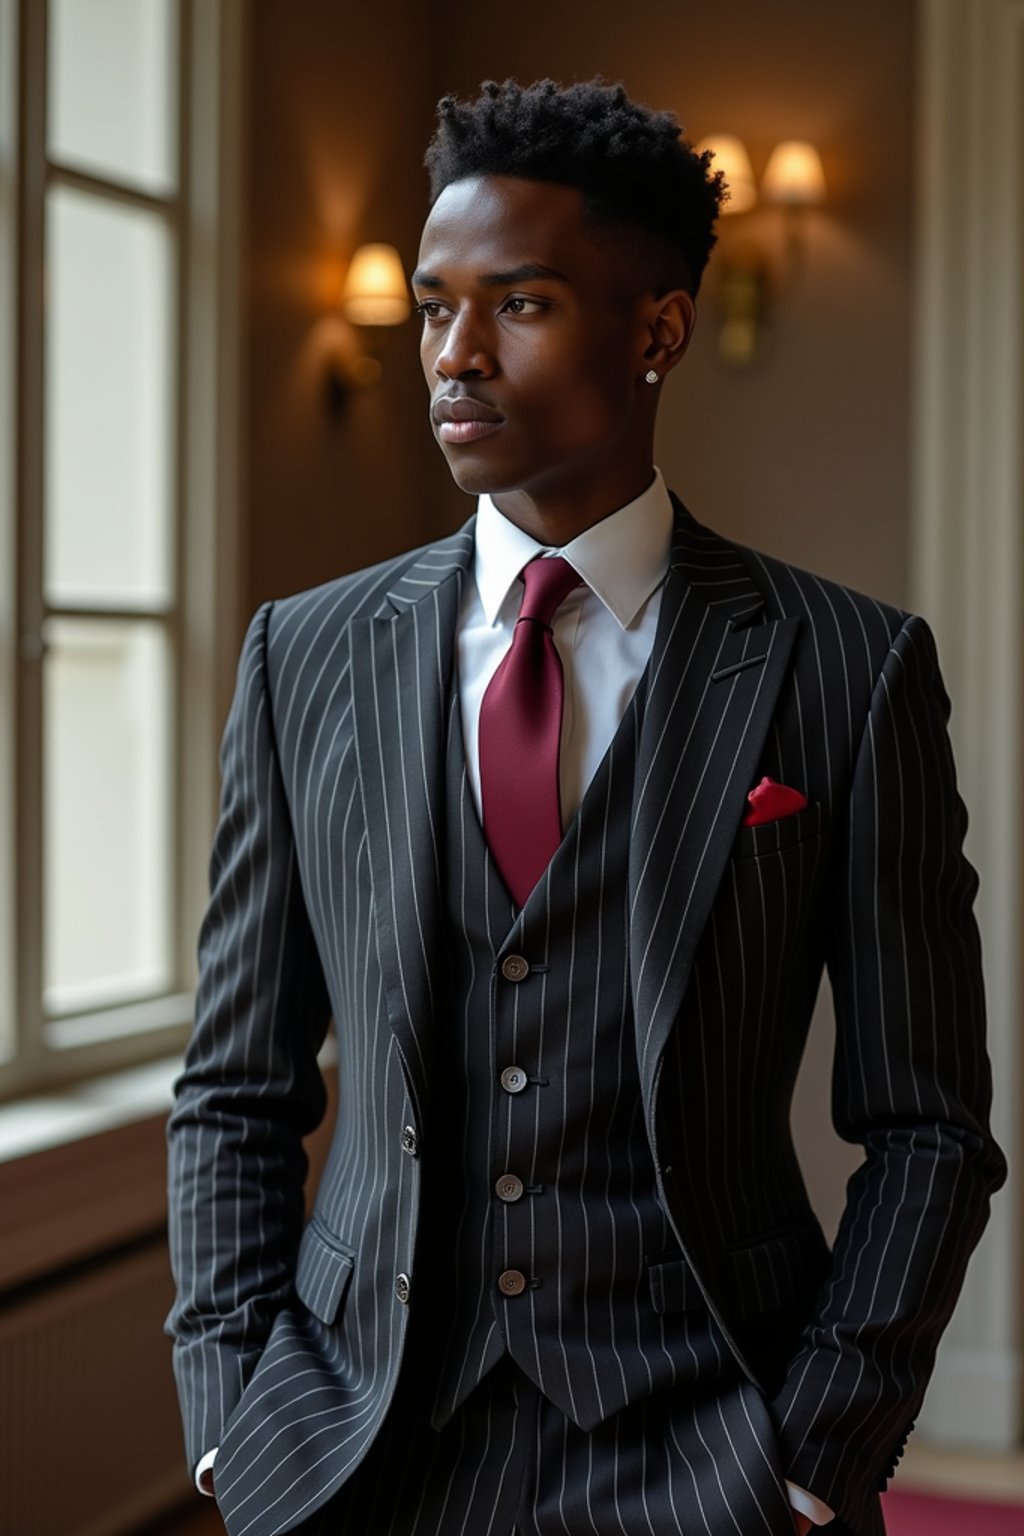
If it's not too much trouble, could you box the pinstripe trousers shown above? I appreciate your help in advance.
[299,1352,799,1536]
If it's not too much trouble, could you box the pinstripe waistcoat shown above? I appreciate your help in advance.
[426,664,741,1432]
[167,498,1005,1536]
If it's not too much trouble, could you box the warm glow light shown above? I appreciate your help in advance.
[340,243,410,325]
[696,134,757,214]
[761,141,827,207]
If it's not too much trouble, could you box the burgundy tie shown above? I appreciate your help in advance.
[478,555,583,906]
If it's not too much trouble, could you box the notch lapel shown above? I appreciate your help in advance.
[350,521,474,1118]
[629,503,800,1108]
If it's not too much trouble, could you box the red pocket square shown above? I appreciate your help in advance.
[742,776,808,827]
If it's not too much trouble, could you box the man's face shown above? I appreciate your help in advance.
[412,175,651,499]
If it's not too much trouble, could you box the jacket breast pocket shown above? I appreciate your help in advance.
[729,799,823,862]
[294,1215,356,1325]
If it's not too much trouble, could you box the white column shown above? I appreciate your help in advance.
[909,0,1024,1448]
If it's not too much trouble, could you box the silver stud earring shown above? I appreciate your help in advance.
[644,369,659,384]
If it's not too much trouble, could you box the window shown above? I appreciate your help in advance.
[0,0,243,1099]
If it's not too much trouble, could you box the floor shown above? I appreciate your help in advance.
[883,1489,1024,1535]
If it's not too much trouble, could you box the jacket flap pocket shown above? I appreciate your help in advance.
[647,1254,701,1315]
[724,1219,829,1319]
[294,1218,356,1325]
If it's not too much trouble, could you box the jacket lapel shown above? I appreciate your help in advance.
[350,520,474,1119]
[630,500,800,1107]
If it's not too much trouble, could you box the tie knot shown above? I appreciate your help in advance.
[518,556,582,628]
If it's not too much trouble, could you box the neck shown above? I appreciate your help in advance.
[490,463,657,547]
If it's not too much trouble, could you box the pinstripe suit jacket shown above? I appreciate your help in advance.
[167,498,1005,1536]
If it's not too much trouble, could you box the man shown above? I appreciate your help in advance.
[166,78,1005,1536]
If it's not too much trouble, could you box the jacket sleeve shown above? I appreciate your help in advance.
[769,613,1007,1531]
[165,601,333,1473]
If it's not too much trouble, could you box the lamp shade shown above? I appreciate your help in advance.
[340,243,410,325]
[761,141,826,207]
[695,134,757,214]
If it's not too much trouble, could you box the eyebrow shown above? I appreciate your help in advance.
[410,262,571,290]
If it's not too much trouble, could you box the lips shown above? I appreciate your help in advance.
[433,394,506,445]
[433,395,504,425]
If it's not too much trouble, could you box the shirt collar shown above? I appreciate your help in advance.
[473,467,674,631]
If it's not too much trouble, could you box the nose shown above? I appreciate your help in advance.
[433,309,496,381]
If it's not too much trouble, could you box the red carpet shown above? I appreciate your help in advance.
[882,1487,1024,1534]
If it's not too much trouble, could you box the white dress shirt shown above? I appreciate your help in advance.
[196,468,832,1526]
[459,468,673,826]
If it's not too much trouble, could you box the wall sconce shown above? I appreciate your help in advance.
[696,135,827,366]
[327,242,410,416]
[701,134,758,214]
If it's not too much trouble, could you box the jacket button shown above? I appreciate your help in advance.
[500,1065,527,1094]
[395,1272,411,1305]
[497,1268,526,1297]
[500,954,530,983]
[495,1174,524,1203]
[400,1125,418,1156]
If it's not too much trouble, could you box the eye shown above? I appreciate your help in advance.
[501,295,546,316]
[412,300,447,321]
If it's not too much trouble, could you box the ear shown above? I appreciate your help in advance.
[640,289,696,379]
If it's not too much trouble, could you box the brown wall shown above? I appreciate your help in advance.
[246,1,914,615]
[438,0,915,607]
[245,2,917,1232]
[245,0,446,612]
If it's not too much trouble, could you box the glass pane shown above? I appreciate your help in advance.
[43,617,174,1016]
[45,185,174,608]
[47,0,177,195]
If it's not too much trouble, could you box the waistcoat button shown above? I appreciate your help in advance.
[497,1268,526,1296]
[400,1125,418,1156]
[395,1272,411,1305]
[495,1174,524,1203]
[500,954,530,983]
[500,1065,528,1094]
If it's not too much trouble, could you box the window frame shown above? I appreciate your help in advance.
[0,0,245,1102]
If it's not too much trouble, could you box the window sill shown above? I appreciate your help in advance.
[0,1036,339,1294]
[0,1055,181,1294]
[0,1053,180,1163]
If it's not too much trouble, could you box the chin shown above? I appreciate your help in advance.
[442,452,526,498]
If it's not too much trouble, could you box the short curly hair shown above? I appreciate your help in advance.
[423,77,726,297]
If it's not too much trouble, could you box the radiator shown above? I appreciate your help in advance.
[0,1235,194,1536]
